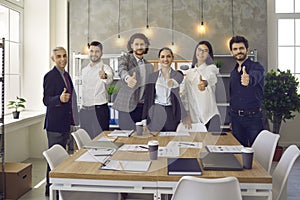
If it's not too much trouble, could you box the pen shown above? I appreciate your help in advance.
[118,161,124,170]
[179,142,195,146]
[139,145,149,149]
[93,154,112,156]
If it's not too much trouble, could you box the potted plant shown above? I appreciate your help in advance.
[263,69,300,160]
[7,96,26,119]
[107,85,119,102]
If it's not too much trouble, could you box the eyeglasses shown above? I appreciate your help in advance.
[197,48,209,54]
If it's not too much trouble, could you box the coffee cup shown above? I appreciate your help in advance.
[136,122,143,136]
[241,147,254,169]
[148,140,159,160]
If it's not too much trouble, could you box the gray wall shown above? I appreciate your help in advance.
[69,0,267,65]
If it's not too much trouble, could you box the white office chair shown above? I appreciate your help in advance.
[43,144,120,200]
[176,122,207,132]
[71,128,92,149]
[171,176,242,200]
[251,130,280,174]
[244,145,300,200]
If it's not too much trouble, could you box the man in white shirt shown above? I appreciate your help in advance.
[80,41,114,139]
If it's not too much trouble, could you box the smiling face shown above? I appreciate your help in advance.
[231,42,248,62]
[131,38,147,58]
[51,49,68,70]
[196,44,210,65]
[89,45,102,64]
[159,49,174,68]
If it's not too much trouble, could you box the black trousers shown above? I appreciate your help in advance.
[118,103,144,130]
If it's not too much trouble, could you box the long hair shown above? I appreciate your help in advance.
[191,41,214,68]
[127,33,150,54]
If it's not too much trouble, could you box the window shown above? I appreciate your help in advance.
[275,0,300,84]
[0,2,23,114]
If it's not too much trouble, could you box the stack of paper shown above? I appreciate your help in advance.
[107,130,134,137]
[100,160,151,172]
[75,149,114,163]
[118,144,149,152]
[205,145,244,153]
[159,132,190,137]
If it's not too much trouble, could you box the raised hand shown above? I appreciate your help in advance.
[197,75,206,91]
[99,69,107,79]
[166,72,174,88]
[127,72,137,88]
[241,66,250,86]
[60,88,70,103]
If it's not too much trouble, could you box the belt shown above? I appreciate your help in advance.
[82,105,95,110]
[230,108,261,116]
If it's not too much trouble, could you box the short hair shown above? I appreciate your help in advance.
[52,47,66,55]
[127,33,150,54]
[88,41,103,51]
[191,41,214,68]
[158,47,174,58]
[229,35,249,51]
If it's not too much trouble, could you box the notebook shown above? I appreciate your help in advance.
[83,141,124,149]
[167,158,202,176]
[200,152,243,171]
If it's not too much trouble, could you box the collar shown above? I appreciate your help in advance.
[133,54,143,63]
[55,66,65,75]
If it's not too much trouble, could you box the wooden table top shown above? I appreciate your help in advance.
[50,131,271,184]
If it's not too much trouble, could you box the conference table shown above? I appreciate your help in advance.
[49,131,272,200]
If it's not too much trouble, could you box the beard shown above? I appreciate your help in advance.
[234,53,247,61]
[90,55,101,63]
[134,49,145,56]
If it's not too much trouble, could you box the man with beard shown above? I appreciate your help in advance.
[80,41,114,138]
[113,33,154,130]
[228,35,264,147]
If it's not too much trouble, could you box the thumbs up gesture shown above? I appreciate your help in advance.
[60,88,70,103]
[99,69,107,79]
[241,66,250,86]
[127,72,137,88]
[197,75,206,91]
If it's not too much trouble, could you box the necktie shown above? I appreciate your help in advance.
[138,60,146,101]
[63,72,72,94]
[63,71,74,125]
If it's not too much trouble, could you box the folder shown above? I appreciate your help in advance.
[167,158,202,176]
[200,152,243,171]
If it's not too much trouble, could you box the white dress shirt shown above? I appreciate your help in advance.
[181,63,220,124]
[154,69,179,106]
[81,61,114,107]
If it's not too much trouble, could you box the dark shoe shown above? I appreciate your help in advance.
[45,186,49,196]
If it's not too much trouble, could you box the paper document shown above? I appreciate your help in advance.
[169,141,203,149]
[100,160,151,172]
[107,130,134,137]
[159,132,190,137]
[118,144,149,152]
[98,136,118,142]
[75,149,113,163]
[205,145,244,153]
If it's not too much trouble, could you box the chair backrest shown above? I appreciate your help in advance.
[251,130,280,174]
[272,145,300,200]
[176,122,207,132]
[171,176,242,200]
[42,144,69,170]
[71,128,92,149]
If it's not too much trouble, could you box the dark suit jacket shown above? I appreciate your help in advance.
[43,67,79,133]
[113,53,154,112]
[142,69,187,125]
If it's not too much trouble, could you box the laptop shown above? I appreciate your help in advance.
[200,152,243,171]
[83,141,124,149]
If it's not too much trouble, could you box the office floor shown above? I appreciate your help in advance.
[18,157,300,200]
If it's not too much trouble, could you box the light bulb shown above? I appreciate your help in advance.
[144,25,153,38]
[116,34,125,46]
[198,21,206,34]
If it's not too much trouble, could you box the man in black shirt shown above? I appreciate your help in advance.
[229,36,264,147]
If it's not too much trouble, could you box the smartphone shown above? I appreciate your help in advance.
[211,132,227,136]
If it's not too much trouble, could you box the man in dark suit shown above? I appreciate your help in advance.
[43,47,79,196]
[113,33,154,130]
